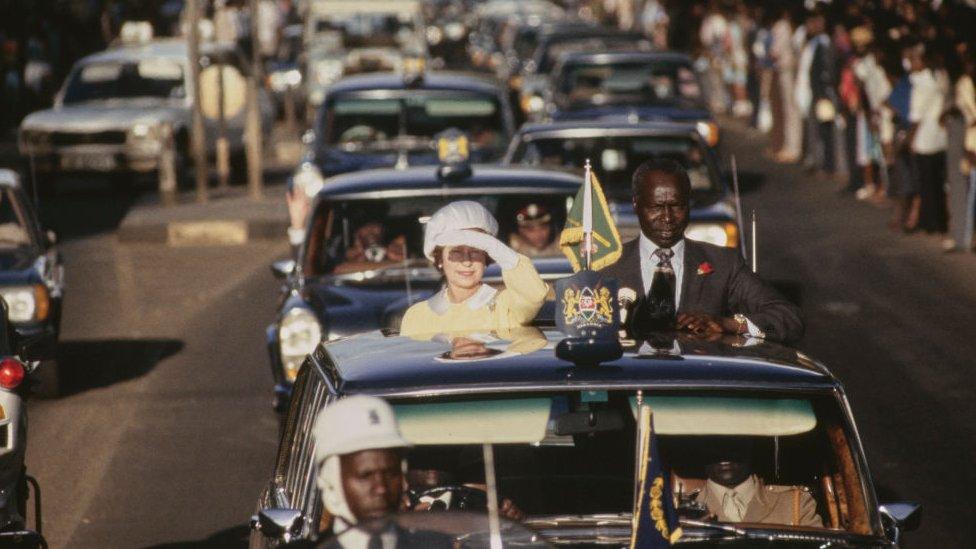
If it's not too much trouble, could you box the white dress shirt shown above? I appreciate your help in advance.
[638,233,685,309]
[909,68,948,154]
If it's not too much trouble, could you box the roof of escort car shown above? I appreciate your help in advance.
[514,119,703,139]
[325,71,504,97]
[311,330,837,398]
[315,164,581,199]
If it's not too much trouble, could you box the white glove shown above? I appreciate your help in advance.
[436,230,519,270]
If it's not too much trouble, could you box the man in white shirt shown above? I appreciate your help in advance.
[906,44,949,234]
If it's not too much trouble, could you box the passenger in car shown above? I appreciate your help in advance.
[399,201,548,336]
[508,203,561,257]
[693,440,823,527]
[333,221,407,274]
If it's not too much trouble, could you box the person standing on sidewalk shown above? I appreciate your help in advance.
[906,44,949,235]
[771,7,801,163]
[946,49,976,252]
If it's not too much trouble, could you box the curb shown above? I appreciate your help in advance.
[117,217,289,246]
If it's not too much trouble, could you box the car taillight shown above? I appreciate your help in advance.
[0,358,25,389]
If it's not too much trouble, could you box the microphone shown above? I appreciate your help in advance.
[617,287,637,326]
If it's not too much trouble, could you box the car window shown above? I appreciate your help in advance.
[511,134,719,201]
[555,60,703,110]
[322,92,506,152]
[385,390,871,534]
[313,12,419,50]
[0,188,35,249]
[537,36,650,73]
[63,60,185,104]
[302,193,572,278]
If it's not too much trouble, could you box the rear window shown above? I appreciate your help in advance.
[554,59,704,111]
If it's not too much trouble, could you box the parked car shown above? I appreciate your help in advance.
[251,328,921,547]
[0,171,63,397]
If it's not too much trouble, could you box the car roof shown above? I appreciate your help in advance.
[316,330,837,398]
[74,38,233,65]
[538,26,644,41]
[326,72,502,96]
[558,50,694,65]
[315,164,581,199]
[515,119,702,138]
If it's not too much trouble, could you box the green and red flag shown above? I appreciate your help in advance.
[559,161,623,272]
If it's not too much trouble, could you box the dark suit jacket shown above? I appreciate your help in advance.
[601,239,804,343]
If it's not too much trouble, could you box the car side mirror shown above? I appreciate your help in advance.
[250,508,304,542]
[271,259,296,280]
[880,502,922,532]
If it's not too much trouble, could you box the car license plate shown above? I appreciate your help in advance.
[60,153,117,171]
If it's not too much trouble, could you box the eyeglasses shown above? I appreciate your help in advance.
[446,247,487,263]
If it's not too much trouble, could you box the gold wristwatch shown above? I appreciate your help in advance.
[733,314,748,334]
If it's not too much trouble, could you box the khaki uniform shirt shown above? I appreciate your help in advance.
[699,476,823,527]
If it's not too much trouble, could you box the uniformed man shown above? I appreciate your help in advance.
[508,203,561,257]
[693,440,822,527]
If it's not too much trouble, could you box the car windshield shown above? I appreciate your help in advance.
[0,188,34,249]
[314,12,418,49]
[554,60,704,111]
[62,59,185,104]
[510,134,720,201]
[322,92,506,153]
[303,193,571,278]
[538,36,649,74]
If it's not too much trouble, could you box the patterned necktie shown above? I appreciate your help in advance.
[722,490,747,522]
[648,248,677,324]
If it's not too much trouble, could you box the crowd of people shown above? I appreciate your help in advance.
[682,0,976,252]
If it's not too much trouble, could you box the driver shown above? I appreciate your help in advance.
[334,222,407,274]
[694,439,822,527]
[508,203,560,257]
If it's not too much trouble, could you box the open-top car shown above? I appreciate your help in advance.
[251,328,921,547]
[269,161,579,409]
[505,120,736,246]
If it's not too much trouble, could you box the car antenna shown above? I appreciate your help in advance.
[482,443,503,549]
[750,209,758,274]
[729,155,747,257]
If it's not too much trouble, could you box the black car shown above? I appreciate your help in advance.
[546,50,718,147]
[289,71,516,199]
[0,170,63,397]
[268,160,579,409]
[251,328,922,547]
[516,26,652,121]
[505,120,737,246]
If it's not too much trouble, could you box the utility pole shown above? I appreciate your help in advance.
[216,59,231,190]
[187,0,209,203]
[246,0,265,200]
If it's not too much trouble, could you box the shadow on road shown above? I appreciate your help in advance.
[39,338,183,398]
[733,170,765,194]
[144,524,249,549]
[33,182,143,242]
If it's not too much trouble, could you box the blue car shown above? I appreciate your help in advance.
[268,159,579,409]
[289,71,516,199]
[544,50,720,148]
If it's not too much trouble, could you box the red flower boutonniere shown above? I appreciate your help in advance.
[697,262,714,276]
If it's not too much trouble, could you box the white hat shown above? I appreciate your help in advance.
[312,395,410,527]
[312,395,411,463]
[423,200,498,260]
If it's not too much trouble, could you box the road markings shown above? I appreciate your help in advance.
[167,220,247,246]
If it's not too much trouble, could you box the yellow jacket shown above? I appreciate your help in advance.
[400,255,548,337]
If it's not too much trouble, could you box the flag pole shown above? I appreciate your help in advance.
[583,159,594,270]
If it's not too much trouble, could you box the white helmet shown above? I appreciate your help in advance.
[423,200,498,260]
[312,395,411,527]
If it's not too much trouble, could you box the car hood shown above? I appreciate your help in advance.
[21,99,185,132]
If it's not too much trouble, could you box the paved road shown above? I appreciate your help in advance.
[14,122,976,548]
[729,121,976,547]
[25,186,285,548]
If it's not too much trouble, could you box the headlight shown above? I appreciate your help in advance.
[520,93,545,114]
[269,68,302,92]
[314,59,344,86]
[278,308,322,381]
[0,284,49,323]
[685,222,739,248]
[445,22,465,41]
[426,26,443,46]
[696,121,720,147]
[293,162,325,198]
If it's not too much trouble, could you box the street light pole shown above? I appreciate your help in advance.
[246,0,265,200]
[187,0,209,203]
